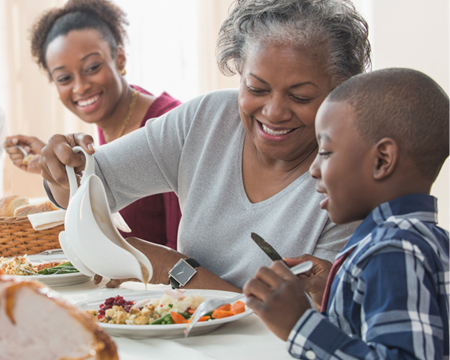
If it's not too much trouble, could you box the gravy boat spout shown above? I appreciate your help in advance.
[63,146,153,284]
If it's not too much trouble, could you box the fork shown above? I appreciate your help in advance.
[184,260,313,337]
[15,145,29,158]
[37,249,65,255]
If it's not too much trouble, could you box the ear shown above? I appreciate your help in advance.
[115,46,127,71]
[372,137,399,180]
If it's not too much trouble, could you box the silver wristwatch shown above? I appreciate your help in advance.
[168,258,200,289]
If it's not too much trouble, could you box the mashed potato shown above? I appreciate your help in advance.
[153,293,205,316]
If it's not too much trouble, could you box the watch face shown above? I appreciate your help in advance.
[169,260,196,286]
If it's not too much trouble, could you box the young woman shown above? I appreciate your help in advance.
[4,0,181,249]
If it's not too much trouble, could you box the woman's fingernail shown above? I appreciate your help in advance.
[87,143,95,151]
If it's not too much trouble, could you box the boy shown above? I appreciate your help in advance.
[243,68,449,359]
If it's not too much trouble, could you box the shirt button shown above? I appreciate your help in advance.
[305,350,316,359]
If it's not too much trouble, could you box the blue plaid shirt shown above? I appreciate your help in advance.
[287,194,449,360]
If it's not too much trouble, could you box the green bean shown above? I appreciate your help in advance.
[150,314,171,325]
[179,312,191,319]
[37,262,80,275]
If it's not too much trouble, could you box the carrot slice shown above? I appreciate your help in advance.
[231,301,245,315]
[170,311,188,324]
[187,316,210,323]
[187,309,196,315]
[211,309,234,319]
[216,303,231,312]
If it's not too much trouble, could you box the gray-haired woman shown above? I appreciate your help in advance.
[40,0,371,292]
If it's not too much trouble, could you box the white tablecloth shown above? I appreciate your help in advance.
[57,279,294,360]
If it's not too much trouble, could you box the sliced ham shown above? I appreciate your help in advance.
[164,288,186,300]
[0,276,118,360]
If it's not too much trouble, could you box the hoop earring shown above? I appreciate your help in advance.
[120,68,127,76]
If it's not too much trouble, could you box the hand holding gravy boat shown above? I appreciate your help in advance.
[61,146,153,284]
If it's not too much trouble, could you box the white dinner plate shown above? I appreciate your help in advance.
[2,253,92,287]
[75,289,253,339]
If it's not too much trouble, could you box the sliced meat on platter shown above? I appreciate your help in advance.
[0,276,118,360]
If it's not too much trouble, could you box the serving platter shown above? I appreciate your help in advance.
[76,289,253,339]
[2,253,92,287]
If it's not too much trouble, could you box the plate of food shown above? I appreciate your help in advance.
[0,252,92,287]
[76,289,253,339]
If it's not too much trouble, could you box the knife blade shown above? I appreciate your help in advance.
[250,232,286,263]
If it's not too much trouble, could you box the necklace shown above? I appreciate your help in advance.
[104,89,139,143]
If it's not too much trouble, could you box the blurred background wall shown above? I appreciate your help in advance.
[0,0,448,229]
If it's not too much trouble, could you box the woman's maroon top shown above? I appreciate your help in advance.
[97,85,182,250]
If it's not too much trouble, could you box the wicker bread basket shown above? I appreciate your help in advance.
[0,216,63,257]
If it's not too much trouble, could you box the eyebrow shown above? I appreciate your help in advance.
[249,73,318,89]
[50,52,101,74]
[317,133,331,142]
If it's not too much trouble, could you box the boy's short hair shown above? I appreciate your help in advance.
[327,68,449,181]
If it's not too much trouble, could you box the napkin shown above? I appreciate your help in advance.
[28,210,132,233]
[28,210,66,231]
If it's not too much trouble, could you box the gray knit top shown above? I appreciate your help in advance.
[93,89,359,288]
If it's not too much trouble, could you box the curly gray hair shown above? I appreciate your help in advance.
[217,0,371,88]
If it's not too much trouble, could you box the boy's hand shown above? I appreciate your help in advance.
[243,261,311,341]
[284,255,332,310]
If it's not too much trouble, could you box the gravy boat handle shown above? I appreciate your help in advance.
[66,146,96,201]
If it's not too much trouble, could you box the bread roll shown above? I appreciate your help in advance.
[22,154,34,165]
[0,276,119,360]
[14,200,59,217]
[0,195,29,217]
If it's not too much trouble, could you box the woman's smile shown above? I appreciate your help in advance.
[74,92,103,113]
[256,120,299,141]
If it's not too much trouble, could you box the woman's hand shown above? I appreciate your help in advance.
[93,274,141,288]
[243,261,311,341]
[284,254,332,310]
[92,238,180,288]
[92,237,241,293]
[4,135,46,174]
[40,133,95,208]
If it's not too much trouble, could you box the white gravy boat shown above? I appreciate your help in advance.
[61,146,153,284]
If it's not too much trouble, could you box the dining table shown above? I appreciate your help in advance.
[57,277,295,360]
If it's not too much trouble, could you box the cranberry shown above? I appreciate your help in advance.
[97,295,134,319]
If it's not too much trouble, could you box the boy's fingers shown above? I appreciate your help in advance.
[243,278,272,314]
[244,294,265,314]
[283,254,316,267]
[284,255,332,277]
[270,260,299,279]
[243,270,274,300]
[255,265,286,288]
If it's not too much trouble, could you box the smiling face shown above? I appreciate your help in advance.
[45,29,126,124]
[309,100,376,224]
[238,42,332,164]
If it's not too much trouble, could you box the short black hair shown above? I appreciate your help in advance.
[328,68,449,181]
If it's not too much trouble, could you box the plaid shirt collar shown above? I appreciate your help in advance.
[338,193,438,256]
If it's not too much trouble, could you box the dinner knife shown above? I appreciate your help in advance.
[250,232,286,264]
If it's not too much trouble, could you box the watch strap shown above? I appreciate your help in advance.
[169,276,181,289]
[185,258,200,269]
